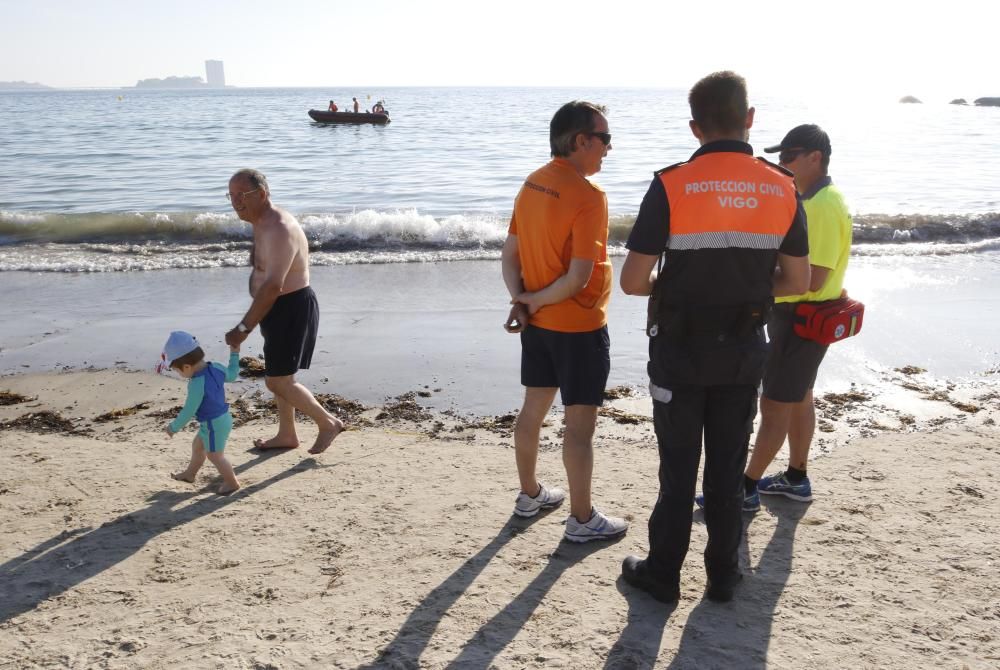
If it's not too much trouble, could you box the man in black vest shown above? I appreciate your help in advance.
[618,71,810,603]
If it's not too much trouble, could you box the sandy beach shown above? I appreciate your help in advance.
[1,365,998,669]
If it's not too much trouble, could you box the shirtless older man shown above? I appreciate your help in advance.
[224,168,343,454]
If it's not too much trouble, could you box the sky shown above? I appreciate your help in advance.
[2,0,998,101]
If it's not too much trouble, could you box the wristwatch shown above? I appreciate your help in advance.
[236,322,251,334]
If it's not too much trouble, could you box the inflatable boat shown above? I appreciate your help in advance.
[307,109,391,125]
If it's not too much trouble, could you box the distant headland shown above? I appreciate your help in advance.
[0,81,52,90]
[133,76,211,89]
[133,60,228,90]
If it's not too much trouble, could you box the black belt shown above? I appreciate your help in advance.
[648,302,771,341]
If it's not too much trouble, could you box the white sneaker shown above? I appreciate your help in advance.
[564,507,629,543]
[513,483,566,518]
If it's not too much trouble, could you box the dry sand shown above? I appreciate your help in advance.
[1,369,999,669]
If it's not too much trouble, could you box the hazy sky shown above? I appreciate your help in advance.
[2,0,997,100]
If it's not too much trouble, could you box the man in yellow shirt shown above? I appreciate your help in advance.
[743,124,853,506]
[501,101,628,543]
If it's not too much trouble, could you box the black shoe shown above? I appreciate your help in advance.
[621,555,680,603]
[705,572,743,603]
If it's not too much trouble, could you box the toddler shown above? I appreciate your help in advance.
[162,331,241,494]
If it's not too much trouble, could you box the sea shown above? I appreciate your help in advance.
[2,86,1000,271]
[1,86,999,414]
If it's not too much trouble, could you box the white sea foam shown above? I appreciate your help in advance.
[852,237,1000,257]
[299,209,508,246]
[0,210,47,224]
[1,207,999,272]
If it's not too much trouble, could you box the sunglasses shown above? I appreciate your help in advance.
[588,131,612,146]
[778,148,811,164]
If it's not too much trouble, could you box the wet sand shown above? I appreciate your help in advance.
[3,252,999,417]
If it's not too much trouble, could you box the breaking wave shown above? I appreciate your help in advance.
[1,209,998,272]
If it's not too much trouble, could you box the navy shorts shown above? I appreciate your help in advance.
[520,324,610,406]
[762,304,828,403]
[260,286,319,378]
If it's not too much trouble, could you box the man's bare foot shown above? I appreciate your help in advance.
[218,483,241,495]
[252,436,299,450]
[307,418,345,455]
[171,472,196,483]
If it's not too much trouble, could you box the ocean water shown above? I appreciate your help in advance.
[1,86,1000,272]
[3,86,998,422]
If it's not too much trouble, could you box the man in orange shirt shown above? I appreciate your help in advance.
[501,101,628,543]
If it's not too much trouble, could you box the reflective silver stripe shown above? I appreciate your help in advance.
[650,382,673,404]
[668,231,784,250]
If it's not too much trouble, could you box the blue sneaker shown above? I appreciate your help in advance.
[758,472,813,502]
[743,488,760,512]
[694,489,760,513]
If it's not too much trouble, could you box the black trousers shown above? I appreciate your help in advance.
[647,384,758,582]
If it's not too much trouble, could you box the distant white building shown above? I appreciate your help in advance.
[205,60,225,88]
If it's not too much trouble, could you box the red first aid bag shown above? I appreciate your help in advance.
[793,296,865,345]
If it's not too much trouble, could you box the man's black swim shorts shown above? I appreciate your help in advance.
[260,286,319,377]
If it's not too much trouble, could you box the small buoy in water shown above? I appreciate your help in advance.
[117,95,123,101]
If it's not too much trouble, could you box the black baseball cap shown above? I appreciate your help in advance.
[763,124,831,156]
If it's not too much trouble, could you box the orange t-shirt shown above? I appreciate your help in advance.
[508,158,612,333]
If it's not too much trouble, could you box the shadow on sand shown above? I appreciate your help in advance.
[1,449,313,624]
[363,512,622,669]
[605,499,807,669]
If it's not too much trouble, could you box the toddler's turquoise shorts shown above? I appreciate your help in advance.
[198,412,233,453]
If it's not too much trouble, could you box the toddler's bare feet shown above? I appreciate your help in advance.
[171,472,196,483]
[307,417,345,455]
[218,483,241,495]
